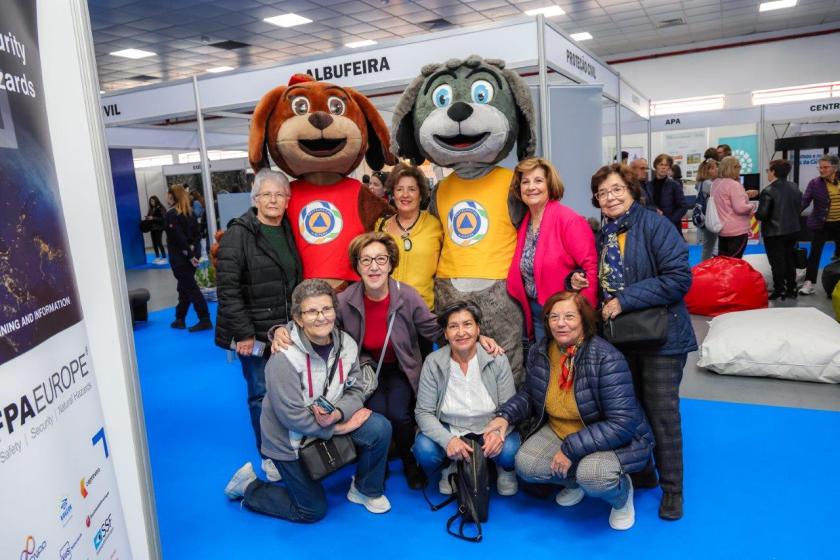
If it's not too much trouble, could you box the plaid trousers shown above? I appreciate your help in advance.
[624,351,686,494]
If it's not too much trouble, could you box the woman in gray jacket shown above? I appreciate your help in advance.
[414,300,520,497]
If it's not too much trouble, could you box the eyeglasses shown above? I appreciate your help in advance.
[358,255,389,268]
[300,306,335,320]
[547,312,580,324]
[595,185,627,201]
[257,192,289,201]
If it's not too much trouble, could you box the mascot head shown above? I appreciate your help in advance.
[249,73,396,178]
[391,55,536,172]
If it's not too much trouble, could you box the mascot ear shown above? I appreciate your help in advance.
[390,74,426,165]
[348,88,397,171]
[502,68,537,161]
[249,85,286,172]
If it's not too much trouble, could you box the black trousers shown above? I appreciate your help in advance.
[805,221,840,282]
[172,263,209,320]
[718,233,748,258]
[365,362,415,461]
[625,351,686,494]
[764,233,798,294]
[150,230,166,258]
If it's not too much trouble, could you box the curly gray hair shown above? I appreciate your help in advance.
[251,168,290,205]
[290,279,338,319]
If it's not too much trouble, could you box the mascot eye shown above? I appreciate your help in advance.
[432,84,453,108]
[291,96,310,116]
[470,80,494,104]
[327,96,346,116]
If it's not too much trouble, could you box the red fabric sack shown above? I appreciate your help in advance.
[685,256,768,316]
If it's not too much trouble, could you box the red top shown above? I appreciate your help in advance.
[362,293,397,364]
[287,177,367,281]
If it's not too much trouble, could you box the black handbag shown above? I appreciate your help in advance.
[602,306,668,349]
[423,434,489,543]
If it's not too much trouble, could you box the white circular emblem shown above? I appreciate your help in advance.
[298,200,343,244]
[734,149,754,173]
[447,200,489,246]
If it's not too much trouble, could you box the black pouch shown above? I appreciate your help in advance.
[298,435,357,481]
[602,306,668,350]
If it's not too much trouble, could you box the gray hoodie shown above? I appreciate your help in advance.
[414,345,515,450]
[260,324,364,461]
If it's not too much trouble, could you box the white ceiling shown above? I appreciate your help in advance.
[89,0,840,92]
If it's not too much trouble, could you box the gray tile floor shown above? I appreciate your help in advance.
[126,265,840,412]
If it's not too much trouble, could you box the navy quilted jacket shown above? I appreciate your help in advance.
[599,202,697,356]
[498,336,654,474]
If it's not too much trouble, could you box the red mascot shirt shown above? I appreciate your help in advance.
[287,177,365,281]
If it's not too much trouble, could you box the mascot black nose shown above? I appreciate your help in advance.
[447,102,473,123]
[308,111,334,130]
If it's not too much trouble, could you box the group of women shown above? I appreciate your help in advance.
[223,158,697,531]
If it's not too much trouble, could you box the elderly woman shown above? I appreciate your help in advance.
[215,168,302,482]
[224,280,392,522]
[272,232,502,490]
[414,300,520,497]
[713,156,757,258]
[507,157,597,343]
[376,163,443,310]
[799,154,840,295]
[485,291,653,530]
[570,163,696,521]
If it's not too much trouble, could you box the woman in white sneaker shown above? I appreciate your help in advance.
[413,300,521,497]
[484,291,653,530]
[224,279,392,522]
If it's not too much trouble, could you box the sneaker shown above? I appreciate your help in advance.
[439,463,456,495]
[347,478,391,514]
[768,291,785,301]
[262,458,282,482]
[555,486,585,507]
[609,477,635,530]
[224,462,256,500]
[496,468,518,496]
[188,318,213,332]
[799,280,816,295]
[170,319,186,329]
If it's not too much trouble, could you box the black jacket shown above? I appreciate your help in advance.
[643,177,686,230]
[166,208,200,267]
[146,205,165,231]
[214,208,302,349]
[755,179,802,238]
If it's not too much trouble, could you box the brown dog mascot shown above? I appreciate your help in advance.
[249,73,395,286]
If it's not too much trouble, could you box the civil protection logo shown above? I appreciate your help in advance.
[447,200,489,246]
[298,200,343,244]
[734,149,754,173]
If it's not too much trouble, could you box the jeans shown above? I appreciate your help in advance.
[529,298,545,344]
[242,412,391,523]
[700,227,717,261]
[365,363,415,461]
[172,263,209,320]
[239,354,267,454]
[805,222,840,283]
[413,430,522,477]
[764,233,798,294]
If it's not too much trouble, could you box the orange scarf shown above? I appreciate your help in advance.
[556,342,579,391]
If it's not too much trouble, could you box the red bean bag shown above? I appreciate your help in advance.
[685,256,768,316]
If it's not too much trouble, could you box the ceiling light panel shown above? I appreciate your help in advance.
[759,1,798,12]
[263,13,313,28]
[752,82,838,105]
[206,66,234,73]
[345,39,377,48]
[110,48,156,59]
[570,32,593,41]
[524,6,566,18]
[651,95,725,116]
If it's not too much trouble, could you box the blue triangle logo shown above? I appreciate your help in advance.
[459,215,474,229]
[313,215,327,228]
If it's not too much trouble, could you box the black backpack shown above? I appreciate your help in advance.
[423,434,490,543]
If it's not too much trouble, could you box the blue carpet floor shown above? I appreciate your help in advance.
[133,303,838,559]
[687,241,836,267]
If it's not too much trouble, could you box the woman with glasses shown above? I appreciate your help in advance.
[569,163,695,521]
[224,279,393,522]
[712,156,758,258]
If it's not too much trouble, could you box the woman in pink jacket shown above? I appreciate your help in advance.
[507,158,598,343]
[712,156,757,258]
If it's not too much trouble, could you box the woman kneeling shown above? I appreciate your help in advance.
[485,291,653,530]
[224,279,392,522]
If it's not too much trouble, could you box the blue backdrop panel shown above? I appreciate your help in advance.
[109,148,145,268]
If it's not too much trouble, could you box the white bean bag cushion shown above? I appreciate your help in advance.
[742,253,806,287]
[697,307,840,383]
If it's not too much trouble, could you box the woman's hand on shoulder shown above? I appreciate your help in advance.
[270,326,292,354]
[479,335,505,356]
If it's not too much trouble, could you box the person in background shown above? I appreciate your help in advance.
[144,195,167,263]
[414,300,520,497]
[695,158,720,261]
[368,171,388,200]
[629,158,649,189]
[362,174,371,188]
[713,156,757,259]
[755,160,801,300]
[799,154,840,295]
[506,157,598,344]
[644,154,686,234]
[485,291,653,530]
[571,163,696,521]
[376,163,443,311]
[670,164,684,188]
[703,147,720,162]
[716,144,732,160]
[190,189,207,239]
[224,280,393,522]
[215,169,302,483]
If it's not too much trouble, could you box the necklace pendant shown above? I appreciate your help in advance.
[403,236,412,252]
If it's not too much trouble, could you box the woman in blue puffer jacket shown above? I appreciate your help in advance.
[484,291,653,531]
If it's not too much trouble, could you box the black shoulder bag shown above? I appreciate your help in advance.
[298,336,357,481]
[422,434,490,543]
[602,306,668,350]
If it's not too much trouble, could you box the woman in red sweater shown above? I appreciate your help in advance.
[507,158,598,343]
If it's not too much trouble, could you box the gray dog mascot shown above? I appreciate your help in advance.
[391,55,536,384]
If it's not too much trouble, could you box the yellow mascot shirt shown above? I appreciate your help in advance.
[435,166,517,279]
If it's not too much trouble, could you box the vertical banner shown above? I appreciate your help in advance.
[0,2,132,559]
[719,134,759,174]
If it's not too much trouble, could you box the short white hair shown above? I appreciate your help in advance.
[251,169,290,205]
